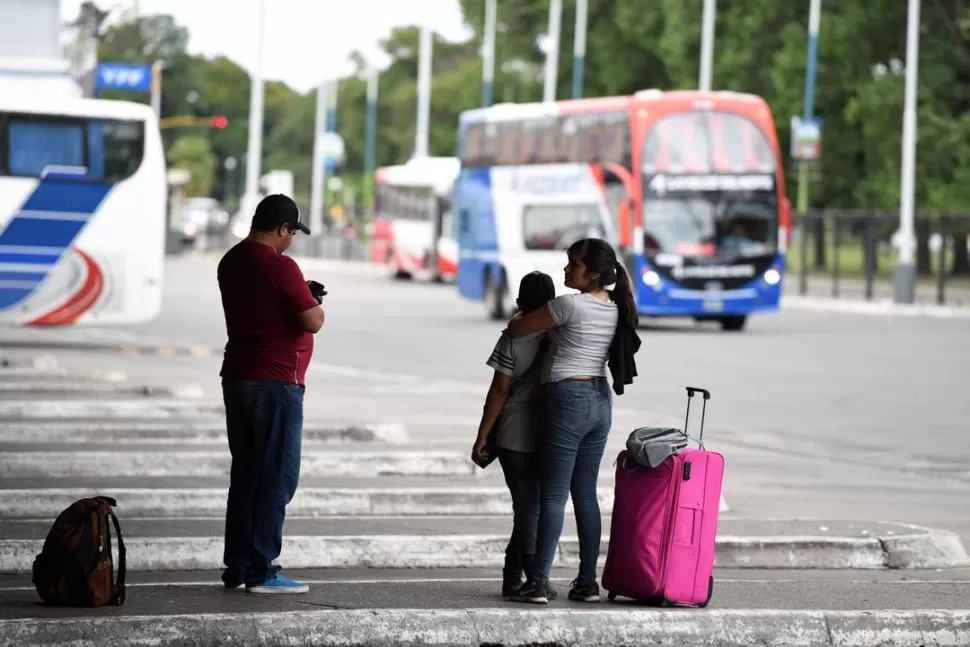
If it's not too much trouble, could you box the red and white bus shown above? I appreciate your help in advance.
[369,156,460,282]
[455,90,792,330]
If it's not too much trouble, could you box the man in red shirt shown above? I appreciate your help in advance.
[217,194,324,594]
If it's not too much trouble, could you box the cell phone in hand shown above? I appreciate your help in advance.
[306,280,327,303]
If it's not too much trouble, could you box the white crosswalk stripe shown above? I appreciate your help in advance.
[0,353,741,578]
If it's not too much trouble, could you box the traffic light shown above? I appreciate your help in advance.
[210,116,229,129]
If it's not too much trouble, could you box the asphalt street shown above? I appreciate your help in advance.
[7,253,968,543]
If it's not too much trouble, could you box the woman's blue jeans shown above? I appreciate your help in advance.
[532,377,612,586]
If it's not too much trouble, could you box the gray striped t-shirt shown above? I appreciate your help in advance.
[485,329,547,453]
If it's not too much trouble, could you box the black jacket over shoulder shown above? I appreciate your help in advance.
[608,319,641,396]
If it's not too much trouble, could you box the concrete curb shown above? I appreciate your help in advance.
[0,367,127,382]
[0,421,409,445]
[782,295,970,319]
[0,486,716,518]
[0,353,58,370]
[0,366,69,378]
[0,381,203,397]
[1,608,968,646]
[0,450,476,478]
[1,530,964,573]
[881,523,970,569]
[0,398,223,419]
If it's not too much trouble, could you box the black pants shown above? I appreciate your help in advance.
[498,448,540,582]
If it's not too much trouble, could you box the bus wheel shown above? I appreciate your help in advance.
[387,250,411,280]
[719,315,747,332]
[483,273,508,321]
[426,252,444,284]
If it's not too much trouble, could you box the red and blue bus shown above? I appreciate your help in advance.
[454,90,791,330]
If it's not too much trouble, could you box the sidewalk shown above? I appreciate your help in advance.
[1,568,969,646]
[782,276,970,319]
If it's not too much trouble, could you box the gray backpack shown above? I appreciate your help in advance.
[625,386,711,469]
[624,427,688,469]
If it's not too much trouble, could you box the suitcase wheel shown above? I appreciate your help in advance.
[697,576,714,608]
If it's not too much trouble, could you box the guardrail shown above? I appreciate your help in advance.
[792,210,970,306]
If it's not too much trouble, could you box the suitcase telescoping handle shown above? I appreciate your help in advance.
[684,386,710,449]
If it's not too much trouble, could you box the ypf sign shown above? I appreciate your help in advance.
[95,62,153,93]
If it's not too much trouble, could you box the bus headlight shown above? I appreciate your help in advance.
[763,268,781,285]
[642,270,662,288]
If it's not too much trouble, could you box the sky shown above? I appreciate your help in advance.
[61,0,472,93]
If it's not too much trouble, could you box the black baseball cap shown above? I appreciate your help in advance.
[251,194,311,234]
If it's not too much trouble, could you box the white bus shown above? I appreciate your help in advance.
[370,156,460,282]
[0,96,166,325]
[454,103,620,319]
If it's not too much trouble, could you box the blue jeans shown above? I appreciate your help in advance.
[221,379,304,587]
[498,449,540,582]
[533,377,612,586]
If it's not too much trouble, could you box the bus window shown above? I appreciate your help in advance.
[522,203,607,251]
[89,120,145,181]
[7,118,84,176]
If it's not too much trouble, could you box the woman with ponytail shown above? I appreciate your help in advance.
[505,237,640,604]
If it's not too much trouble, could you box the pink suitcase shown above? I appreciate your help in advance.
[602,386,724,607]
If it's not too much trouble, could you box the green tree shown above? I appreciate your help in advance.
[69,1,111,41]
[167,136,217,197]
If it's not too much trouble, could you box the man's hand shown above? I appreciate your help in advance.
[306,280,327,304]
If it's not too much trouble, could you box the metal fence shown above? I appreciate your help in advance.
[792,210,970,306]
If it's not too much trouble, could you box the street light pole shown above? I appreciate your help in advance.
[364,68,379,204]
[414,24,433,158]
[894,0,921,304]
[542,0,562,103]
[482,0,497,107]
[243,0,267,211]
[698,0,716,91]
[310,79,328,239]
[149,60,164,119]
[572,0,588,99]
[796,0,822,215]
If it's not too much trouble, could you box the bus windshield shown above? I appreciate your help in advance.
[375,184,436,222]
[641,109,779,260]
[643,194,778,259]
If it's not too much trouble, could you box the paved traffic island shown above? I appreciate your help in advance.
[0,518,965,573]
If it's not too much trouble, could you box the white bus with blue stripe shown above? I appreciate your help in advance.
[0,96,166,325]
[454,103,620,320]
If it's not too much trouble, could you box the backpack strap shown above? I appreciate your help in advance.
[507,337,549,399]
[107,511,126,605]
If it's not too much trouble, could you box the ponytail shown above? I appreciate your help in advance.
[612,262,639,328]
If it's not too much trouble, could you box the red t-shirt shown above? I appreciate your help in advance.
[217,241,319,385]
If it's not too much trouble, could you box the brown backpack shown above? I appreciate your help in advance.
[32,496,126,606]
